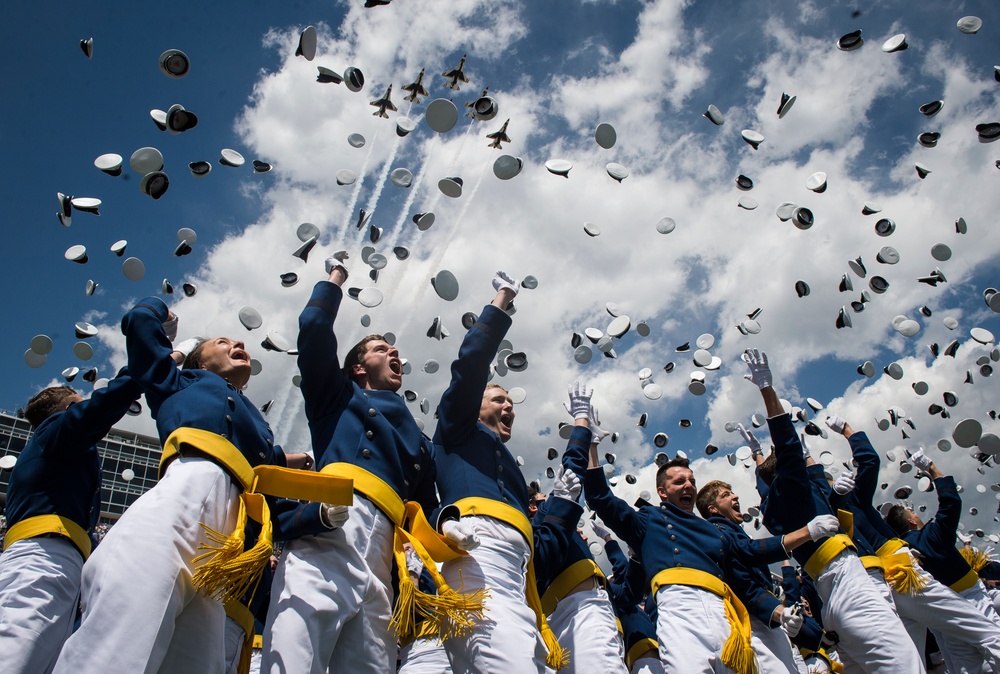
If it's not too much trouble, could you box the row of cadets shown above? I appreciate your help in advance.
[0,371,140,674]
[695,476,804,672]
[882,450,1000,671]
[822,413,1000,671]
[594,513,663,673]
[742,348,927,673]
[429,271,586,672]
[264,257,482,674]
[582,371,839,674]
[534,385,628,674]
[54,296,346,674]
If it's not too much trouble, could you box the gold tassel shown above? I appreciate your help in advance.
[960,547,991,574]
[541,623,570,670]
[882,552,927,595]
[192,493,273,603]
[720,596,759,674]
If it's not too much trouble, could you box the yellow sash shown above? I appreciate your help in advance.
[319,464,487,645]
[3,514,92,560]
[859,556,885,572]
[625,637,659,670]
[836,510,854,538]
[950,568,979,593]
[223,597,256,674]
[800,648,845,673]
[650,567,758,674]
[875,538,926,595]
[161,428,353,605]
[541,558,605,615]
[454,496,570,670]
[804,534,855,580]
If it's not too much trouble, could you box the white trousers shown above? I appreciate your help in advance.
[894,555,1000,674]
[224,616,246,674]
[750,614,800,673]
[398,636,453,673]
[865,567,897,613]
[815,549,924,674]
[632,656,666,674]
[0,537,83,674]
[988,587,1000,614]
[655,583,735,674]
[441,515,548,674]
[547,585,628,674]
[263,494,394,674]
[53,457,239,674]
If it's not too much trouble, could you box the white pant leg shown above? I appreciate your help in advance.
[865,567,897,613]
[749,615,800,673]
[789,645,809,674]
[248,647,262,674]
[632,655,666,674]
[655,584,735,674]
[547,585,628,674]
[263,494,394,674]
[0,537,83,674]
[441,516,548,674]
[223,616,247,674]
[53,457,238,674]
[894,561,1000,672]
[815,550,925,674]
[399,637,453,674]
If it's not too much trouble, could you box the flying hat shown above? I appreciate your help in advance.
[738,196,758,210]
[220,149,245,167]
[777,92,796,118]
[426,99,458,133]
[583,222,601,237]
[71,197,101,215]
[81,37,93,59]
[189,161,211,177]
[545,159,572,177]
[836,306,852,329]
[140,171,169,199]
[438,177,463,197]
[595,123,617,148]
[94,153,123,176]
[915,164,932,179]
[149,109,168,131]
[261,330,291,352]
[296,26,317,61]
[606,163,629,182]
[493,155,523,180]
[390,167,413,188]
[918,132,940,148]
[159,49,190,78]
[874,218,895,236]
[343,66,364,92]
[919,100,943,117]
[881,34,908,53]
[130,147,164,174]
[335,169,356,185]
[253,160,272,174]
[837,30,864,51]
[977,123,1000,143]
[741,130,764,150]
[395,116,416,137]
[413,212,435,230]
[805,172,827,192]
[162,279,174,295]
[655,216,676,234]
[736,174,754,191]
[182,283,197,297]
[65,245,88,264]
[704,105,724,125]
[876,246,899,264]
[957,16,983,34]
[85,280,97,296]
[292,236,317,262]
[794,280,810,297]
[471,95,499,121]
[316,66,342,84]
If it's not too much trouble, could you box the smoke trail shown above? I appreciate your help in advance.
[340,129,379,234]
[423,120,476,214]
[358,133,403,244]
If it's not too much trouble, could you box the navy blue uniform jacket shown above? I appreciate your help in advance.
[903,476,971,587]
[709,516,784,627]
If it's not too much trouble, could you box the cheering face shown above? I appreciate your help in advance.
[354,340,403,391]
[479,387,514,441]
[658,466,697,512]
[712,487,742,524]
[198,337,252,388]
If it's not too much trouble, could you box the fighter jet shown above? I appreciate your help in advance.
[402,69,429,103]
[465,87,489,117]
[370,85,397,118]
[486,119,511,149]
[441,54,469,90]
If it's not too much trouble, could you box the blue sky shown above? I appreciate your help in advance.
[3,1,1000,543]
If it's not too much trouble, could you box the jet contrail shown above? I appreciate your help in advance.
[340,129,379,235]
[359,133,403,243]
[423,120,475,214]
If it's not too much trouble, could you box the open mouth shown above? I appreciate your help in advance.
[678,494,694,508]
[388,358,402,376]
[231,349,250,364]
[500,412,514,428]
[732,502,741,514]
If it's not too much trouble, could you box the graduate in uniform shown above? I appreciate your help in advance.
[264,258,440,674]
[743,349,924,673]
[825,415,1000,671]
[54,298,332,674]
[696,480,803,673]
[884,450,1000,672]
[431,271,586,673]
[0,374,139,674]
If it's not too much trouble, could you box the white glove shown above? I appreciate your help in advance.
[442,519,480,551]
[910,449,932,472]
[492,270,519,295]
[742,349,772,389]
[957,531,973,545]
[324,256,348,277]
[587,405,611,444]
[832,472,855,495]
[825,414,846,434]
[162,316,179,342]
[563,381,594,420]
[738,423,762,457]
[404,548,423,577]
[553,467,582,502]
[320,504,349,530]
[779,607,803,637]
[807,514,840,541]
[591,520,612,541]
[800,434,811,459]
[173,337,201,360]
[805,656,831,674]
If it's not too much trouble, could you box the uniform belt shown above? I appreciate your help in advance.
[317,465,486,648]
[454,496,570,670]
[860,555,885,572]
[804,534,855,580]
[800,647,845,673]
[223,597,256,674]
[541,558,606,614]
[650,567,757,674]
[161,428,353,605]
[3,514,92,560]
[625,638,659,671]
[950,568,979,593]
[875,538,925,595]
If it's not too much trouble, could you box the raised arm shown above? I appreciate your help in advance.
[120,296,187,415]
[583,465,647,553]
[435,273,517,445]
[41,369,140,455]
[297,262,351,422]
[910,451,960,549]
